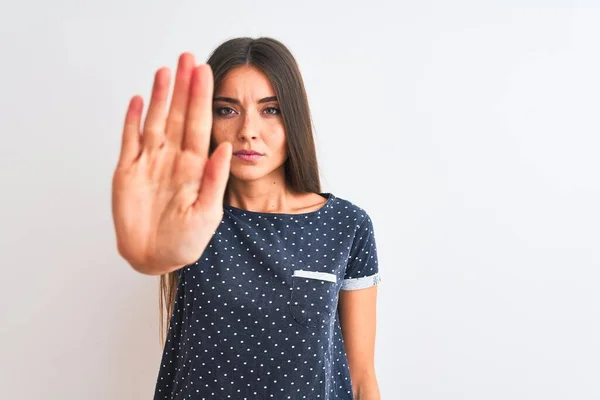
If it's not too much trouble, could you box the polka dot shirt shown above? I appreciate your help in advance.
[153,192,381,399]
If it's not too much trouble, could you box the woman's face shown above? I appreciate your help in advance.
[211,65,287,183]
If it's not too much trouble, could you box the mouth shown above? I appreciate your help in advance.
[233,149,264,162]
[234,152,263,162]
[233,149,263,156]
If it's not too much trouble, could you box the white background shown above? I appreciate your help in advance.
[1,1,598,399]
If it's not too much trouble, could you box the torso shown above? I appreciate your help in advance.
[153,192,379,400]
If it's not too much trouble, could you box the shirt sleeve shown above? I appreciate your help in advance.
[341,213,382,290]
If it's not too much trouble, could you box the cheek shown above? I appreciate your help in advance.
[279,136,288,155]
[264,134,287,157]
[266,122,287,151]
[211,121,234,143]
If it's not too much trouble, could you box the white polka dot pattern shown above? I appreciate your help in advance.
[153,193,381,399]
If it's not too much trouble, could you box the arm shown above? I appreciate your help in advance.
[338,285,381,400]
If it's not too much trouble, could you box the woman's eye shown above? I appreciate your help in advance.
[215,107,235,116]
[264,107,281,115]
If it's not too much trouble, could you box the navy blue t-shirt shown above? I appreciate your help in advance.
[153,192,381,399]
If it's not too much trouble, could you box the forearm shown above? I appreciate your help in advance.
[353,376,381,400]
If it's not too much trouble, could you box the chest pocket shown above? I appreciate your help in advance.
[288,269,338,328]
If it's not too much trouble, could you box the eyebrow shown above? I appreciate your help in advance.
[213,96,278,104]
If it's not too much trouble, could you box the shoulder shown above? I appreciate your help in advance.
[327,193,373,229]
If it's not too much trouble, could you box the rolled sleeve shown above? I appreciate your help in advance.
[341,213,381,291]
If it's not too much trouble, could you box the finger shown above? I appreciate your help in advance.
[184,64,214,156]
[141,67,171,152]
[194,141,232,211]
[118,95,143,167]
[165,52,196,148]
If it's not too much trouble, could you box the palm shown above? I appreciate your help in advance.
[111,53,231,275]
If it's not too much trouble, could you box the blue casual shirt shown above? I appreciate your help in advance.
[153,192,381,399]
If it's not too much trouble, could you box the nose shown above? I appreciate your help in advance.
[237,113,258,141]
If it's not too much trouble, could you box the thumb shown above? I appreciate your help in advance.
[194,141,232,211]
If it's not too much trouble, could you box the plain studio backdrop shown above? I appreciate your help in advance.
[0,1,598,399]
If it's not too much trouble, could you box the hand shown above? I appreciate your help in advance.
[111,53,232,275]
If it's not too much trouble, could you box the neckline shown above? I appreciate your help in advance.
[224,192,335,218]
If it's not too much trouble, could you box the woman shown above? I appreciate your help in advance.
[112,37,382,399]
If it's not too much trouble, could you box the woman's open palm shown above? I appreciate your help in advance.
[111,53,232,275]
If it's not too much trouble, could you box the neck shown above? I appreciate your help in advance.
[225,173,296,214]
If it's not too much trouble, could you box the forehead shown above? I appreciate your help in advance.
[216,65,276,98]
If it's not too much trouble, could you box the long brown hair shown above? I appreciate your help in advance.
[159,37,322,345]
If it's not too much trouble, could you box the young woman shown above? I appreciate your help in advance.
[112,37,382,400]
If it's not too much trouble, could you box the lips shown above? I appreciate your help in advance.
[233,149,264,162]
[233,149,263,156]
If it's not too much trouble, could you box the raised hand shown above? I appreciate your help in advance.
[111,53,232,275]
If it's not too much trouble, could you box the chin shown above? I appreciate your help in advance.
[229,167,268,182]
